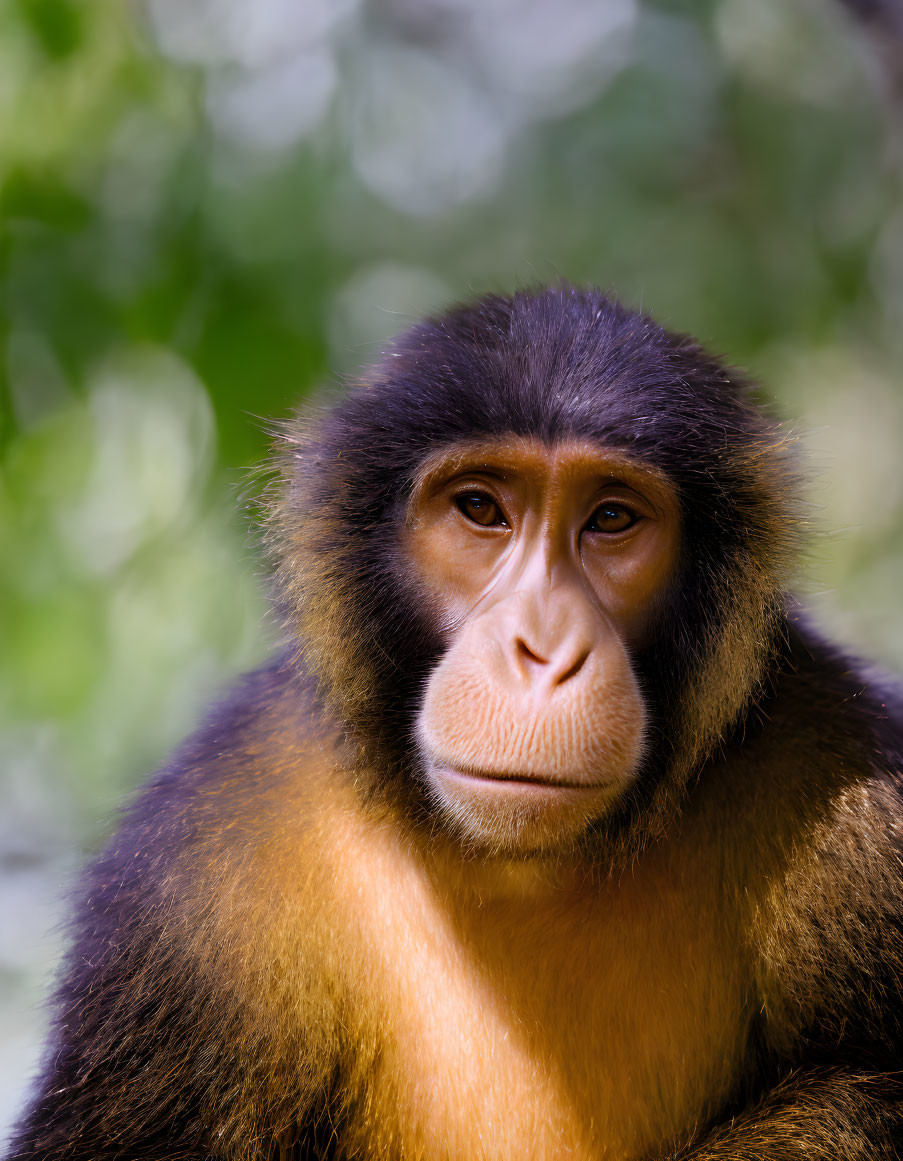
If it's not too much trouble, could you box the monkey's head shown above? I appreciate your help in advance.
[270,287,796,858]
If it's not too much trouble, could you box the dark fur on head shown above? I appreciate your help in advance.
[268,285,798,855]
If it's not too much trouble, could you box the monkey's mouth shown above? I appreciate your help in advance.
[422,760,629,850]
[435,764,614,794]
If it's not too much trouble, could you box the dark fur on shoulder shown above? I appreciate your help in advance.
[5,659,332,1161]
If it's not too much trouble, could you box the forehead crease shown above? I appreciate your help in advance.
[410,436,672,494]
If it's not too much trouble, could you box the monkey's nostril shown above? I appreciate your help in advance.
[515,638,547,667]
[555,648,590,686]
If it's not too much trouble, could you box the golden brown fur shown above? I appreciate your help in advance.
[171,714,747,1160]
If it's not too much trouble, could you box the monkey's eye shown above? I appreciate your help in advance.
[455,492,507,527]
[584,503,638,535]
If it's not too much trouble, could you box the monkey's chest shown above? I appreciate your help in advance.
[340,862,751,1161]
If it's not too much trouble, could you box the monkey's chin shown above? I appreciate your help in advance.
[423,763,629,855]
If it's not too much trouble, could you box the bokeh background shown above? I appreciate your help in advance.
[3,0,903,1138]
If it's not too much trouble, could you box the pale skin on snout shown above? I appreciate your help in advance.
[406,436,681,853]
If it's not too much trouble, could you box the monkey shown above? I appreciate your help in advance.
[5,285,903,1161]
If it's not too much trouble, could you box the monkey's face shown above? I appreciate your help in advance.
[406,436,681,854]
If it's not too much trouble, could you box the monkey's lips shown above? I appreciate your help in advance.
[424,762,625,851]
[436,764,615,796]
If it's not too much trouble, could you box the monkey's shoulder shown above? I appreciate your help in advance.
[75,653,342,942]
[10,656,343,1160]
[704,625,903,1061]
[716,623,903,883]
[724,622,903,796]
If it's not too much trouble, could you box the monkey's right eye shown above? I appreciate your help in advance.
[455,492,507,527]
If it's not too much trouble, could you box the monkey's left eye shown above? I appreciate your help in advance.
[455,492,507,527]
[584,504,638,535]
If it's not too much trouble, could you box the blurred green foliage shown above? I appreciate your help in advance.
[2,0,903,1135]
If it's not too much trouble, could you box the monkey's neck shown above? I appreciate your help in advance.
[424,840,593,905]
